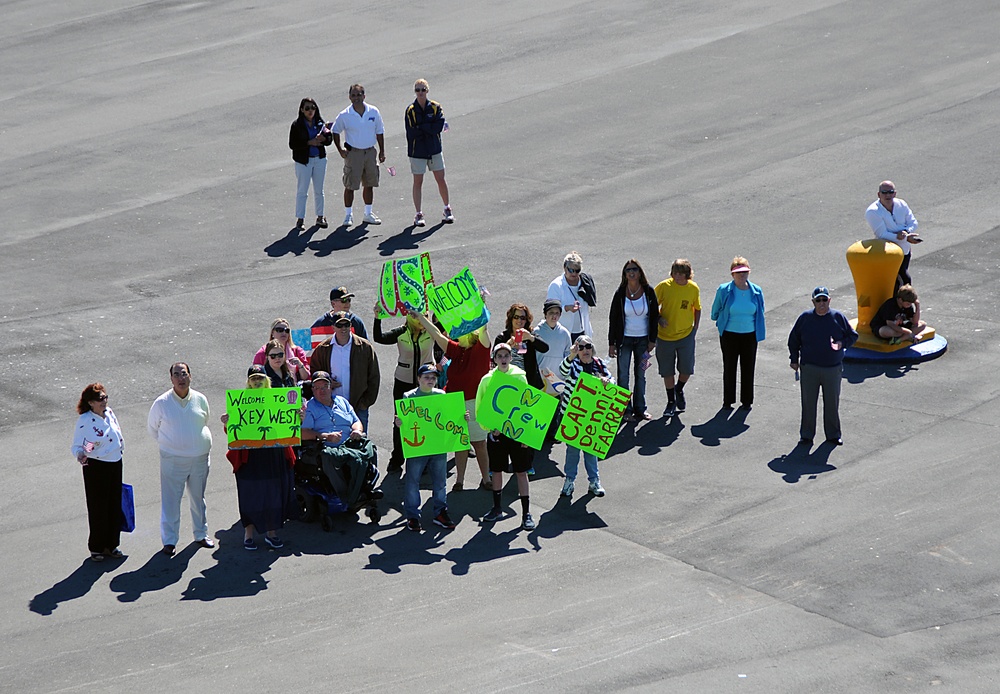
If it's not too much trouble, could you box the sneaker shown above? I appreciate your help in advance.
[521,513,536,530]
[451,481,464,492]
[675,390,686,412]
[342,212,353,227]
[482,507,504,522]
[363,211,382,225]
[316,216,328,228]
[244,538,257,551]
[589,481,606,497]
[527,467,536,476]
[105,548,125,559]
[414,212,426,227]
[442,206,454,223]
[663,403,676,418]
[560,480,574,497]
[264,535,284,549]
[295,218,304,229]
[433,511,456,529]
[406,517,422,532]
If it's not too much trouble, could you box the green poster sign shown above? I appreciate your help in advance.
[226,387,303,450]
[555,373,630,459]
[426,266,490,338]
[395,391,470,457]
[477,370,558,450]
[377,253,435,318]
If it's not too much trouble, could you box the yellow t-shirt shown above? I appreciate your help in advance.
[654,278,701,341]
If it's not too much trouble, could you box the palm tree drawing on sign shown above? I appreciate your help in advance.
[257,425,273,440]
[289,424,301,439]
[228,423,242,440]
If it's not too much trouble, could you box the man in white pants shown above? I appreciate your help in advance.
[147,362,214,556]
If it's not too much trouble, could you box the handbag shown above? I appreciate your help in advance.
[120,483,136,533]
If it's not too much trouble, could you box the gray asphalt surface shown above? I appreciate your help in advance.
[3,0,1000,691]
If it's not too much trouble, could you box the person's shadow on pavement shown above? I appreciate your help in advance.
[690,406,751,446]
[264,224,320,257]
[376,223,443,256]
[767,441,838,483]
[29,557,124,615]
[110,543,200,603]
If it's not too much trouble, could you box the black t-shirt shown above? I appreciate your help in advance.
[870,298,914,333]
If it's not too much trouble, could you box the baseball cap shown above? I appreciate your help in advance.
[417,364,438,376]
[311,371,333,383]
[330,286,355,301]
[247,364,267,377]
[812,286,830,299]
[491,342,513,359]
[543,299,562,314]
[332,310,352,326]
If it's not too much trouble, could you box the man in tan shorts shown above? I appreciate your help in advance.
[331,83,386,226]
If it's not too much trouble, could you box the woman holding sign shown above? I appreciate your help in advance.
[260,339,297,388]
[222,366,297,550]
[374,307,437,471]
[476,343,536,530]
[71,383,126,562]
[558,336,613,498]
[608,259,658,421]
[251,318,310,382]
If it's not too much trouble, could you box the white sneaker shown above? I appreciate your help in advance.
[342,212,353,227]
[414,212,426,227]
[589,481,606,497]
[560,479,574,497]
[363,211,382,225]
[442,206,454,223]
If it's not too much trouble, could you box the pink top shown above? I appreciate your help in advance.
[252,343,310,380]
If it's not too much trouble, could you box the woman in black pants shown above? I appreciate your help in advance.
[288,97,332,230]
[71,383,126,562]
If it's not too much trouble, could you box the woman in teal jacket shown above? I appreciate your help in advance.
[710,256,765,410]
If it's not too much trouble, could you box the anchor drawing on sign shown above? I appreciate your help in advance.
[402,422,426,447]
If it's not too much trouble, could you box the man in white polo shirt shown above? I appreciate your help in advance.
[332,83,386,227]
[147,362,214,556]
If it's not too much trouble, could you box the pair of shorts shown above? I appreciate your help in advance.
[487,434,533,473]
[343,146,379,190]
[409,153,445,175]
[465,398,487,442]
[656,331,696,377]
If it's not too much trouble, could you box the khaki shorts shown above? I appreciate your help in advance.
[343,146,379,190]
[409,153,445,175]
[465,398,487,442]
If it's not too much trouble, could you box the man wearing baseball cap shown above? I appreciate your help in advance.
[310,310,380,433]
[312,286,368,340]
[787,287,858,447]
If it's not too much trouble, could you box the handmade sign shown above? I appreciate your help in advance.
[377,253,434,318]
[555,373,630,459]
[226,387,302,449]
[426,266,490,338]
[477,370,557,450]
[394,391,469,457]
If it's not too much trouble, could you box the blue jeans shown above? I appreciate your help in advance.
[616,336,649,414]
[564,445,599,485]
[403,454,447,519]
[295,157,327,218]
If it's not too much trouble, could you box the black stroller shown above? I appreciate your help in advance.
[295,437,382,530]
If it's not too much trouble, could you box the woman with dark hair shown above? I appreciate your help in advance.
[288,97,333,230]
[261,338,297,388]
[494,303,549,391]
[222,366,297,550]
[71,383,126,562]
[608,259,658,420]
[252,318,309,382]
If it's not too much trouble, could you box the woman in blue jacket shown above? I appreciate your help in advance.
[710,257,765,410]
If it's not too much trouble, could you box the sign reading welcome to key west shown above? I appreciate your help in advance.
[394,391,470,458]
[556,373,630,459]
[226,387,303,449]
[376,252,435,318]
[477,370,557,450]
[426,266,490,339]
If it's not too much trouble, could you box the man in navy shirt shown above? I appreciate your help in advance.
[787,287,858,447]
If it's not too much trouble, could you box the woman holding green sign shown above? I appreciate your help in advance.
[558,336,613,498]
[221,366,297,550]
[374,307,437,471]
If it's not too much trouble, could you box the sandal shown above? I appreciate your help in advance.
[478,479,493,491]
[105,548,125,559]
[451,482,464,492]
[90,552,105,562]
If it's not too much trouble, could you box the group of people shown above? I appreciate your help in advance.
[289,80,453,232]
[70,179,928,560]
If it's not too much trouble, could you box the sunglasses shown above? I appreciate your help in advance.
[813,297,829,302]
[513,314,527,320]
[268,353,285,359]
[879,189,896,195]
[336,297,352,304]
[565,266,582,274]
[303,105,316,111]
[94,394,108,401]
[415,88,427,92]
[350,92,364,97]
[272,326,289,333]
[577,344,594,350]
[625,267,640,273]
[335,322,352,328]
